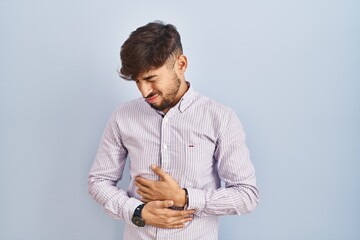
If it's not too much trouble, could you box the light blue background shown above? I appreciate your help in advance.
[1,1,359,239]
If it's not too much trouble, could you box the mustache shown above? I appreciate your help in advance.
[145,91,160,98]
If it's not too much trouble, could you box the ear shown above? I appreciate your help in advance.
[176,55,188,74]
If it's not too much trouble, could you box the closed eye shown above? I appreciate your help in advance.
[143,75,157,81]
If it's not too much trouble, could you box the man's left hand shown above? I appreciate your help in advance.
[135,164,186,207]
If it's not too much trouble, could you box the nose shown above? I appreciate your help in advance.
[137,81,153,97]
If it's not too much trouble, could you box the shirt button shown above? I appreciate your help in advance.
[163,144,168,150]
[164,118,168,123]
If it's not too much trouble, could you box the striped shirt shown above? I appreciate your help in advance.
[88,84,259,240]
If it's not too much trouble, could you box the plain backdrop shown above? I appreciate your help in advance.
[1,0,359,239]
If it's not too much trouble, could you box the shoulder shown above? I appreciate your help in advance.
[193,93,246,141]
[113,98,149,114]
[191,92,236,118]
[108,98,152,123]
[188,93,241,136]
[115,98,146,111]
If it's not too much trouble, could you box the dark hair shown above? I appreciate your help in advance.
[119,21,183,80]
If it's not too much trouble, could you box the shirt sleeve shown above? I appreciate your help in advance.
[186,109,259,216]
[88,110,143,225]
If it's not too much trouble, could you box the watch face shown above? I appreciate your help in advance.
[132,216,145,227]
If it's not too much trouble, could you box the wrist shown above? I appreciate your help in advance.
[174,188,188,208]
[131,204,146,227]
[174,188,186,207]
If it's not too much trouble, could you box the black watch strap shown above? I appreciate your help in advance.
[183,188,189,209]
[131,204,146,227]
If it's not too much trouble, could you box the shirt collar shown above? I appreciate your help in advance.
[178,81,196,113]
[153,81,196,116]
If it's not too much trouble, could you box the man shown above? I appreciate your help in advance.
[88,21,259,240]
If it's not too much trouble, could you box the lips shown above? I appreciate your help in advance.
[146,94,158,103]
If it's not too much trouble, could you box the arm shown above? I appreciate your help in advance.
[88,111,142,224]
[88,111,195,228]
[136,110,259,217]
[188,109,259,216]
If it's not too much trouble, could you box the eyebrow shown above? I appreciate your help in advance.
[142,75,157,81]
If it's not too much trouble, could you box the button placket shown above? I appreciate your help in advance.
[160,115,171,171]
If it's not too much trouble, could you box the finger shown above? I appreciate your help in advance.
[172,209,195,217]
[174,224,185,229]
[151,164,170,180]
[182,209,196,216]
[168,210,195,218]
[158,223,184,229]
[137,190,156,201]
[169,224,185,229]
[160,208,195,218]
[166,216,192,229]
[135,183,153,195]
[182,217,193,223]
[135,177,154,188]
[169,215,193,223]
[140,198,151,203]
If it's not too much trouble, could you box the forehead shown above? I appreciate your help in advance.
[137,55,177,79]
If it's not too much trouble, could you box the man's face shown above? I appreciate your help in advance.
[134,60,184,113]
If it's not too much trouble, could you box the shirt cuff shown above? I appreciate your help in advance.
[122,197,144,225]
[187,188,206,214]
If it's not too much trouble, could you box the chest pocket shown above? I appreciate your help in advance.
[182,142,216,186]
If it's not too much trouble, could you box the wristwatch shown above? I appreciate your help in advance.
[131,204,146,227]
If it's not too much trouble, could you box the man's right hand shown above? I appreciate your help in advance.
[141,200,195,229]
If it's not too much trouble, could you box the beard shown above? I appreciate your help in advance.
[147,73,181,112]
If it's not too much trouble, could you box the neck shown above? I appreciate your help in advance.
[163,79,189,114]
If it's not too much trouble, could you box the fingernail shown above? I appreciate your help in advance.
[151,164,156,169]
